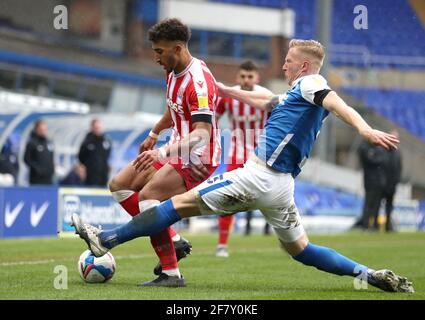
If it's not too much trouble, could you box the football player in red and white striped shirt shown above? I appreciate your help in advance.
[109,18,220,287]
[215,61,272,258]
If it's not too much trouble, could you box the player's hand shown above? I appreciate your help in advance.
[217,82,231,98]
[361,129,399,150]
[187,153,210,182]
[133,150,160,172]
[139,136,157,154]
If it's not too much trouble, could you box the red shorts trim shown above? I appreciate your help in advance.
[152,161,164,170]
[226,163,244,172]
[152,160,217,191]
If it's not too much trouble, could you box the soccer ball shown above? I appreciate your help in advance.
[78,250,116,283]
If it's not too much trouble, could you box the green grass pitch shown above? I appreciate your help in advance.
[0,232,424,300]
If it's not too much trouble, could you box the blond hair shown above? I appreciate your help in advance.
[289,39,325,67]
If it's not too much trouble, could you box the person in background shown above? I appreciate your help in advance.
[0,138,19,186]
[244,210,272,236]
[356,140,387,230]
[24,119,55,185]
[381,129,402,232]
[214,60,272,257]
[78,118,112,187]
[60,163,86,186]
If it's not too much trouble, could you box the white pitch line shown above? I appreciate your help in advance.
[0,259,56,267]
[0,254,154,267]
[0,248,278,267]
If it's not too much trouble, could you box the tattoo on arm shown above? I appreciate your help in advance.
[265,95,280,111]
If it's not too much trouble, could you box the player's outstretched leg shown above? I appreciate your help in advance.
[288,238,414,293]
[72,199,182,255]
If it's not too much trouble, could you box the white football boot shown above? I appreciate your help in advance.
[215,245,229,258]
[368,269,414,293]
[71,213,109,257]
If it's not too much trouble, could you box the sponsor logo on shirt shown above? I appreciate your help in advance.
[197,96,209,109]
[167,98,184,113]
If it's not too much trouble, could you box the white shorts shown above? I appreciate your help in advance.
[194,157,305,243]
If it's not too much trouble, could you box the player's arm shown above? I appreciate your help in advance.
[152,108,173,134]
[164,121,211,180]
[133,120,211,179]
[156,120,211,163]
[139,108,173,153]
[217,82,278,111]
[322,91,399,150]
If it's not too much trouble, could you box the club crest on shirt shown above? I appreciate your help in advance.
[311,75,325,86]
[177,86,185,99]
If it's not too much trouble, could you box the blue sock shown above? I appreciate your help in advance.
[293,242,368,277]
[99,199,181,249]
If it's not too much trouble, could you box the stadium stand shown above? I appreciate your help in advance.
[332,0,425,58]
[295,180,362,217]
[0,49,164,87]
[211,0,425,68]
[341,88,425,141]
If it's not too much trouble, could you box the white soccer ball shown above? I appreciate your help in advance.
[78,250,116,283]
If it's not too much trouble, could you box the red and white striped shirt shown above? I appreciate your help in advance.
[166,58,221,167]
[217,85,271,165]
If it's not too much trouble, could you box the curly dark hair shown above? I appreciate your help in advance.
[148,18,191,43]
[239,60,258,71]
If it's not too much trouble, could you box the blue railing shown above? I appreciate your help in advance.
[0,49,164,88]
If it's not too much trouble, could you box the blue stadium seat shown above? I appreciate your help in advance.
[342,87,425,141]
[294,181,362,216]
[210,0,425,69]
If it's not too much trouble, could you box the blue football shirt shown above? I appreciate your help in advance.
[255,74,331,177]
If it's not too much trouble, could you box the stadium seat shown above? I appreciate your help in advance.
[342,87,425,141]
[294,181,363,217]
[211,0,425,68]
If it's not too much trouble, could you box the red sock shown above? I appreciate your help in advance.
[169,226,177,239]
[116,191,179,270]
[119,192,140,217]
[218,215,234,246]
[121,192,178,240]
[151,228,178,271]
